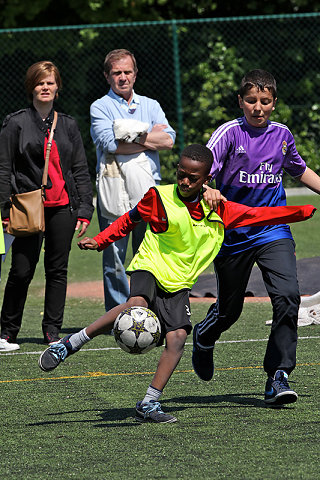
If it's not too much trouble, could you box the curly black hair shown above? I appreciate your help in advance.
[180,144,213,173]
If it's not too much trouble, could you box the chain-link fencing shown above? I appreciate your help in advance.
[1,13,320,183]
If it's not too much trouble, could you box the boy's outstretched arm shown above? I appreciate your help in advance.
[77,187,164,252]
[298,167,320,194]
[218,201,316,230]
[77,210,137,251]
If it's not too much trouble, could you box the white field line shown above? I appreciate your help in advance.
[0,335,319,357]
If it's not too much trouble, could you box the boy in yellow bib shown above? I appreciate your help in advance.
[38,144,315,423]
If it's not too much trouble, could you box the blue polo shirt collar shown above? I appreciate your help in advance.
[108,88,140,112]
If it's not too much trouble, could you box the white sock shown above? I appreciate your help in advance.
[69,328,91,350]
[142,385,162,404]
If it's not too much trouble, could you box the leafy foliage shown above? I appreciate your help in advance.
[1,15,320,186]
[182,37,244,145]
[2,0,320,28]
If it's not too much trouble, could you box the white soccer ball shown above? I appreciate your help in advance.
[114,306,161,354]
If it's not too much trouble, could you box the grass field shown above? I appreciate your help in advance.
[0,193,319,479]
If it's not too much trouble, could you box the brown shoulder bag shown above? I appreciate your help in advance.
[7,111,58,237]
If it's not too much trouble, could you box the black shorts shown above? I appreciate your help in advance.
[128,270,192,344]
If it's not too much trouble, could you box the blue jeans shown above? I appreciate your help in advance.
[97,200,146,312]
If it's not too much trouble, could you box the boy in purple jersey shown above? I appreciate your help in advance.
[192,69,320,405]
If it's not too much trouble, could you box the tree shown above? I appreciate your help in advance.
[1,0,320,29]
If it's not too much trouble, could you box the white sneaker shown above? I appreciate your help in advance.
[266,304,320,327]
[300,291,320,307]
[0,338,20,352]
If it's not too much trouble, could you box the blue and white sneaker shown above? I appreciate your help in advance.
[192,323,215,381]
[264,370,298,405]
[38,334,78,372]
[135,401,177,423]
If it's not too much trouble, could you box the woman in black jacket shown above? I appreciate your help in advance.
[0,61,94,351]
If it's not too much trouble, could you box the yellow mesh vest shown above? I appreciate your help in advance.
[127,184,224,292]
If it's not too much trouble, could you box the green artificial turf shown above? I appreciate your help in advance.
[0,192,319,479]
[287,194,320,259]
[0,299,319,480]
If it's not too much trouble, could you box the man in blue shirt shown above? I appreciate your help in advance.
[90,49,176,312]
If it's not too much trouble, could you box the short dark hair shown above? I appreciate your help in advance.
[239,69,277,99]
[180,144,213,173]
[103,49,138,75]
[25,61,62,102]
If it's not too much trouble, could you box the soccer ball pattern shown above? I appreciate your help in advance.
[114,306,161,354]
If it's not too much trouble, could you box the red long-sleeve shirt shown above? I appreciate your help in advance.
[94,186,316,251]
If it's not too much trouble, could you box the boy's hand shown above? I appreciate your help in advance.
[78,237,99,250]
[203,186,227,211]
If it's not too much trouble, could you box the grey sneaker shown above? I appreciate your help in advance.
[135,401,177,423]
[192,323,215,381]
[264,370,298,405]
[38,334,78,372]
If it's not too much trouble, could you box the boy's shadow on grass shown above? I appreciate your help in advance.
[17,337,47,346]
[28,393,297,430]
[166,394,297,410]
[61,327,85,334]
[29,407,141,428]
[17,328,87,346]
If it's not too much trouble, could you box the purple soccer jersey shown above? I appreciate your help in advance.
[207,116,307,255]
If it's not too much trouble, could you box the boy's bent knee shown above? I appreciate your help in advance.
[166,328,187,350]
[126,296,148,308]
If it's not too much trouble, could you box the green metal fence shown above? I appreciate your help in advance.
[1,13,320,182]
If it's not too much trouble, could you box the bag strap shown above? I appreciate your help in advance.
[42,111,58,188]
